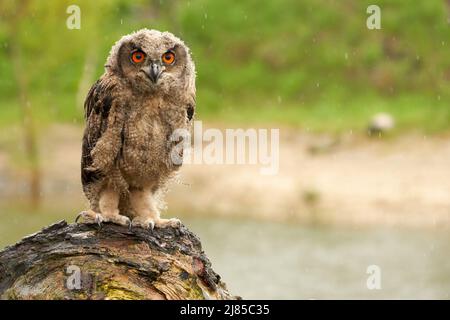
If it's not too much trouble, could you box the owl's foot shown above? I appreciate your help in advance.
[75,210,131,229]
[155,218,182,229]
[131,217,155,230]
[131,217,181,230]
[75,210,103,227]
[103,214,132,229]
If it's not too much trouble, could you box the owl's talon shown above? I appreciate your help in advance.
[125,217,132,230]
[101,214,131,229]
[95,216,103,229]
[131,217,156,230]
[155,218,182,229]
[75,212,84,223]
[173,219,182,228]
[76,210,104,228]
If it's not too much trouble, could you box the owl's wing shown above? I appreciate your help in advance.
[81,78,116,188]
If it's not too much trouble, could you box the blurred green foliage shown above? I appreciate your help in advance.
[0,0,449,132]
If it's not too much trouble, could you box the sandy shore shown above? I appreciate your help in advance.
[0,124,449,228]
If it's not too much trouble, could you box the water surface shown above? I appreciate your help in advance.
[185,216,450,299]
[1,210,448,299]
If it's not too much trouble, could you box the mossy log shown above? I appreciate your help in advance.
[0,220,237,300]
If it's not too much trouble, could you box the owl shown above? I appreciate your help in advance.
[76,29,196,229]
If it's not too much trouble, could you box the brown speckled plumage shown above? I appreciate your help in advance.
[79,29,196,229]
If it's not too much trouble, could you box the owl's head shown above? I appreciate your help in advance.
[106,29,195,96]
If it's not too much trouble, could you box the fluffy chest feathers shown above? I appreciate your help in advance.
[119,96,189,187]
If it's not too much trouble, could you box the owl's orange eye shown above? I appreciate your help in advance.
[162,51,175,65]
[131,50,145,63]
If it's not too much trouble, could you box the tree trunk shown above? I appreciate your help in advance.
[76,45,98,112]
[8,0,41,209]
[0,221,237,300]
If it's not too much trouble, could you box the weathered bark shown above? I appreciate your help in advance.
[0,220,237,300]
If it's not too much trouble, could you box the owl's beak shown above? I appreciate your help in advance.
[145,63,162,83]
